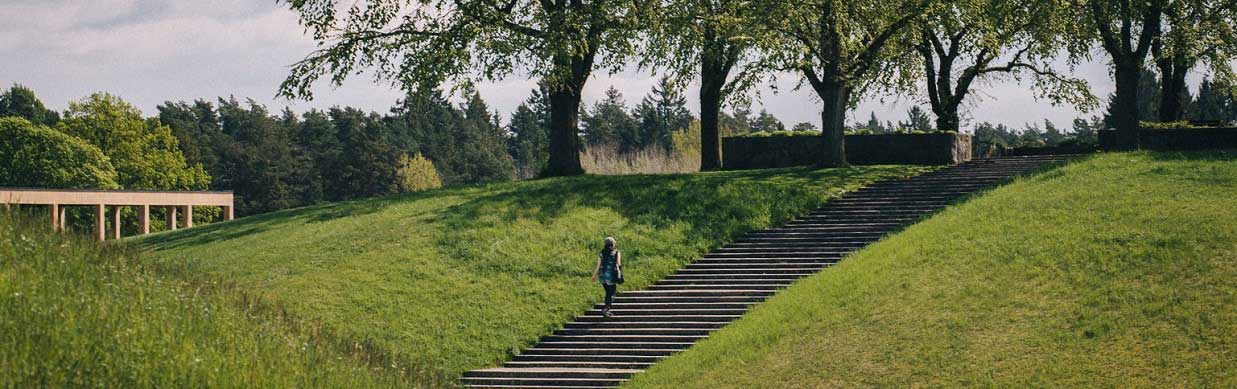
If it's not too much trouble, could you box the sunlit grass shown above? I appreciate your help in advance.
[131,165,931,383]
[627,151,1237,387]
[0,214,416,387]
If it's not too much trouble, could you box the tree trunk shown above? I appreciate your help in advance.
[818,80,850,167]
[545,84,585,176]
[699,66,724,171]
[934,106,961,133]
[1111,61,1143,149]
[1156,52,1190,122]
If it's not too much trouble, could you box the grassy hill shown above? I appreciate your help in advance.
[627,151,1237,387]
[0,214,415,386]
[131,165,929,383]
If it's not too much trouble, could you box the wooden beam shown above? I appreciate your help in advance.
[94,204,105,241]
[0,189,233,206]
[139,204,150,235]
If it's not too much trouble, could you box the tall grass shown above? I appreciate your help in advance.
[581,145,699,175]
[581,121,704,175]
[0,213,419,387]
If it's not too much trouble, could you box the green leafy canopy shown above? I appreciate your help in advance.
[279,0,655,98]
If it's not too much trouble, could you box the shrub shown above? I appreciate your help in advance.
[396,153,443,192]
[1139,120,1195,129]
[0,117,119,189]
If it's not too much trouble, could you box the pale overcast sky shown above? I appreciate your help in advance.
[0,0,1211,131]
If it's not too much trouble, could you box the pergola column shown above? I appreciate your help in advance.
[223,205,234,221]
[50,203,59,232]
[94,204,105,241]
[182,205,193,228]
[111,206,122,240]
[139,204,150,235]
[59,206,66,231]
[167,206,178,231]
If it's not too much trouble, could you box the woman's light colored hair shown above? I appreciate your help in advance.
[604,237,616,248]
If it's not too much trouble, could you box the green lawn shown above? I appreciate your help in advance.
[628,151,1237,387]
[0,214,415,387]
[132,165,930,383]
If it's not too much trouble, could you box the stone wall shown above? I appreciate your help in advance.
[1099,128,1237,151]
[722,133,972,170]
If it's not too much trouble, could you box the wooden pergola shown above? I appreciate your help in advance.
[0,188,234,241]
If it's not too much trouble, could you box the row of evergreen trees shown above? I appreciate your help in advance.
[155,90,515,215]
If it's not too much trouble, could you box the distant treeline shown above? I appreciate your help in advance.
[4,68,1237,219]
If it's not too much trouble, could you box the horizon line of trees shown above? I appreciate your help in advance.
[5,70,1237,220]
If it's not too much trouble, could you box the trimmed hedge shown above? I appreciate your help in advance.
[1099,128,1237,151]
[723,133,972,169]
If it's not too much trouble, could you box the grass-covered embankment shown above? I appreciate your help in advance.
[0,214,415,387]
[134,165,931,382]
[628,151,1237,387]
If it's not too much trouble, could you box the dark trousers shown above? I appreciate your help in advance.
[602,283,617,309]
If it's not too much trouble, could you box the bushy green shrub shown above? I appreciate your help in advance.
[1139,120,1195,129]
[396,153,443,192]
[731,128,957,138]
[0,117,119,189]
[731,130,822,138]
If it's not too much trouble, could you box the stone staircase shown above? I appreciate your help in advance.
[460,155,1076,388]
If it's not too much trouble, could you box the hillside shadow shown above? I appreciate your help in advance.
[431,166,917,272]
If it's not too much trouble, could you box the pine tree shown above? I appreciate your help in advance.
[634,77,694,151]
[748,110,785,133]
[581,87,639,151]
[1191,79,1235,124]
[508,86,551,179]
[456,90,515,184]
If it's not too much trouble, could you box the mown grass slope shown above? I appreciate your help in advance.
[0,214,415,387]
[628,151,1237,387]
[134,165,930,383]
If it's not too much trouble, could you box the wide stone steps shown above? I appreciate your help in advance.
[590,302,756,310]
[560,321,727,330]
[676,268,821,274]
[504,360,655,370]
[553,328,714,336]
[461,155,1077,387]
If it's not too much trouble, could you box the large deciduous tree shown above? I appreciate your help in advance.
[905,0,1095,132]
[759,0,936,166]
[0,84,60,126]
[644,0,766,170]
[1150,0,1237,122]
[0,117,118,190]
[1074,0,1165,148]
[279,0,651,177]
[57,93,210,191]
